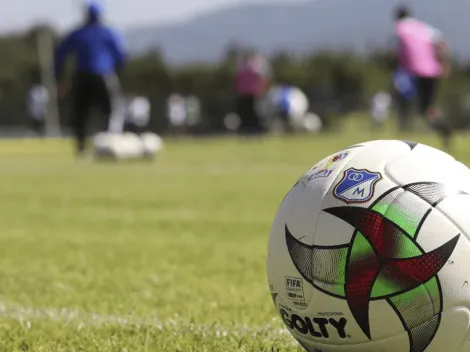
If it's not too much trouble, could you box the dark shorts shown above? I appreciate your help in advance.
[70,72,121,152]
[71,72,120,128]
[31,118,45,135]
[415,77,439,115]
[236,94,262,133]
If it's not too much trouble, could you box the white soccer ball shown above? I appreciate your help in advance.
[93,132,144,160]
[267,140,470,352]
[303,113,323,133]
[140,132,164,157]
[93,132,110,150]
[115,133,145,159]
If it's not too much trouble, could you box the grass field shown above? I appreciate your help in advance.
[0,128,469,351]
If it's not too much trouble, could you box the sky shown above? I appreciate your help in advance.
[0,0,288,33]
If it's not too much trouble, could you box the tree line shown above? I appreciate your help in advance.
[1,25,470,133]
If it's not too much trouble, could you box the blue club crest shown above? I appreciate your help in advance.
[333,168,382,204]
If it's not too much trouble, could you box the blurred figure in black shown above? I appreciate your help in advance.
[54,0,127,157]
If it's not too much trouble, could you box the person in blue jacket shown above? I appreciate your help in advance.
[54,0,127,156]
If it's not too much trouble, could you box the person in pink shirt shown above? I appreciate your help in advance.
[394,5,452,149]
[235,52,271,134]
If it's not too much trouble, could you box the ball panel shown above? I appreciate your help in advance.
[384,144,458,186]
[434,196,470,308]
[428,307,470,352]
[267,146,366,309]
[267,192,316,310]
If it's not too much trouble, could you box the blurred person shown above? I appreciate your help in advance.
[167,93,187,135]
[54,0,127,157]
[224,113,242,133]
[392,67,416,131]
[370,91,391,130]
[261,84,309,133]
[235,52,271,134]
[185,96,202,127]
[123,95,151,134]
[26,82,49,137]
[394,5,453,149]
[273,84,294,132]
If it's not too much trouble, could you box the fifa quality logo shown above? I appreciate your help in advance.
[285,182,462,352]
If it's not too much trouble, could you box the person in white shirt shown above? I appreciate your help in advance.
[27,84,49,136]
[167,93,187,135]
[124,96,151,134]
[185,96,201,127]
[370,91,392,129]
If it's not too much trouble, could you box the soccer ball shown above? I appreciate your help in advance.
[303,113,323,134]
[141,132,164,157]
[267,140,470,352]
[93,132,144,160]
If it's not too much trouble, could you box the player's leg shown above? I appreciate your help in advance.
[30,118,40,136]
[102,74,123,133]
[71,74,92,156]
[280,109,292,133]
[95,74,120,133]
[37,117,46,137]
[251,95,264,134]
[394,93,411,132]
[236,94,249,134]
[416,77,452,149]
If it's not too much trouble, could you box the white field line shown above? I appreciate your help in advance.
[0,302,293,341]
